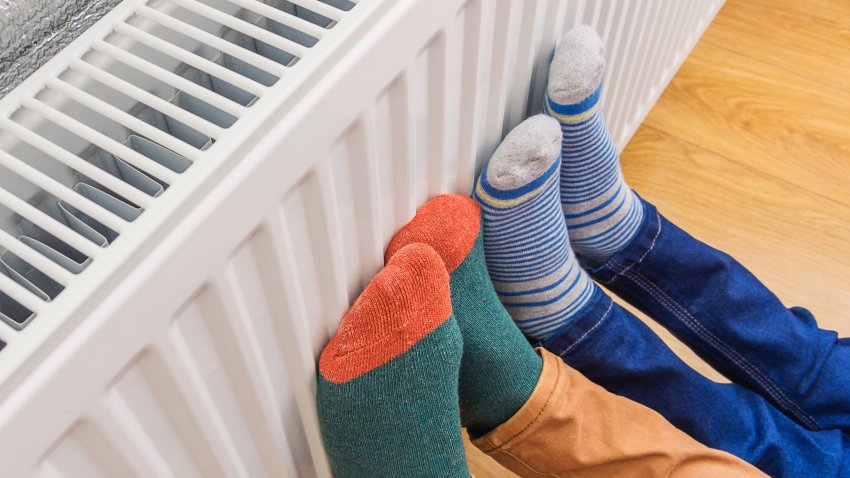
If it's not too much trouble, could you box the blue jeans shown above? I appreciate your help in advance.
[538,198,849,477]
[592,198,849,432]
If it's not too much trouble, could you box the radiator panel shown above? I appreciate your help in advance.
[0,0,723,475]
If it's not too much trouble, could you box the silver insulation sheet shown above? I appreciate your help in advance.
[0,0,122,98]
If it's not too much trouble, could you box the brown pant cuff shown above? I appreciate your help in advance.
[472,347,561,454]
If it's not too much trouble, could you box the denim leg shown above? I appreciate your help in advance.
[539,288,850,478]
[589,197,850,432]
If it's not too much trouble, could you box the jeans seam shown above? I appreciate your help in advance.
[614,263,822,431]
[623,266,821,430]
[599,210,662,285]
[560,301,614,355]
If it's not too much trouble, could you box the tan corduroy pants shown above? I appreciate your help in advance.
[473,349,766,478]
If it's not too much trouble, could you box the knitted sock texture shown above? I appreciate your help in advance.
[545,25,644,264]
[317,243,470,478]
[474,115,595,342]
[386,195,542,437]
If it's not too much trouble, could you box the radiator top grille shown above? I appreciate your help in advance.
[0,0,355,338]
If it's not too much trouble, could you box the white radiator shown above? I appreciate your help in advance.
[0,0,722,476]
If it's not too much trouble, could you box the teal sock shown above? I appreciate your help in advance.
[545,26,644,264]
[317,243,470,478]
[387,195,543,437]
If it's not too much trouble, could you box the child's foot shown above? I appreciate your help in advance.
[317,243,470,477]
[473,114,596,342]
[546,26,644,264]
[386,194,543,437]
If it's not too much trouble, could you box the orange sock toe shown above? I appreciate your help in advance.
[317,244,470,476]
[319,242,453,384]
[386,194,481,273]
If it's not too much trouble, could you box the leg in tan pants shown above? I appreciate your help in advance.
[473,349,766,478]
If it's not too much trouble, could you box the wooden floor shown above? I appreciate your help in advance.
[467,0,850,474]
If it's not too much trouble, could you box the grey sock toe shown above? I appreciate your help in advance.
[547,25,606,105]
[486,115,562,190]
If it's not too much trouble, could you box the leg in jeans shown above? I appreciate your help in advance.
[539,288,850,478]
[588,197,850,432]
[543,23,849,435]
[474,115,850,478]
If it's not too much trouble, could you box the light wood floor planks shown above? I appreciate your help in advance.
[466,0,850,475]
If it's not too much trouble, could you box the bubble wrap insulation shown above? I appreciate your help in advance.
[0,0,123,99]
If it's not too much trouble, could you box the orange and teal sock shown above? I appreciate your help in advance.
[386,195,543,437]
[317,243,470,478]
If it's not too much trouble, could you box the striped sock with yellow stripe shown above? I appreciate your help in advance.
[545,26,644,264]
[473,115,594,341]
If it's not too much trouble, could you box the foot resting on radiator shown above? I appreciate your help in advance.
[545,25,644,264]
[386,194,544,437]
[473,114,597,342]
[317,243,470,478]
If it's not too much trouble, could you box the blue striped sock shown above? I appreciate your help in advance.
[474,115,595,341]
[545,27,644,264]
